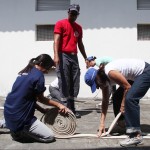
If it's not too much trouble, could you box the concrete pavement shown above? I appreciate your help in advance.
[0,96,150,150]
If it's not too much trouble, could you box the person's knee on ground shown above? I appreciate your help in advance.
[11,119,56,143]
[10,130,55,143]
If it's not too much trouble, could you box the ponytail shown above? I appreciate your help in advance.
[18,58,36,75]
[18,54,54,75]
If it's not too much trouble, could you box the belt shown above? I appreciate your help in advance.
[70,52,76,55]
[61,52,77,55]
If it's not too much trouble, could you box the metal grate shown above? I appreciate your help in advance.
[36,25,54,41]
[137,0,150,10]
[36,0,70,11]
[137,24,150,40]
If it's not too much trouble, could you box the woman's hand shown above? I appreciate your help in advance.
[58,103,70,114]
[97,123,106,137]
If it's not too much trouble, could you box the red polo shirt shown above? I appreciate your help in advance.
[54,19,82,53]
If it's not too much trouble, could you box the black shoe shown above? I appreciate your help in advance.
[75,112,81,118]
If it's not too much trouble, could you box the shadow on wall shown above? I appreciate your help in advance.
[0,0,149,32]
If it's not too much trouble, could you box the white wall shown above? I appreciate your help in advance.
[0,0,150,98]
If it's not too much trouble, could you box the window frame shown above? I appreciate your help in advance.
[36,24,55,41]
[137,24,150,41]
[36,0,70,11]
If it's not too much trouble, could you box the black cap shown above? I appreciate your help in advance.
[68,4,80,14]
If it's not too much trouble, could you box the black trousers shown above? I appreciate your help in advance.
[112,80,134,120]
[56,52,80,99]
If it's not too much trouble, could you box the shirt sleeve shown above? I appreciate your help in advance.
[54,21,62,34]
[34,76,46,94]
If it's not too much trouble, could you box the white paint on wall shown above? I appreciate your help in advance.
[0,0,150,99]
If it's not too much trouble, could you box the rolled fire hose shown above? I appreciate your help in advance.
[41,109,150,139]
[41,107,78,138]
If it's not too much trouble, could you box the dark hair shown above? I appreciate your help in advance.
[18,54,54,75]
[95,69,110,89]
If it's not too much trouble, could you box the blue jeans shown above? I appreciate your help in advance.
[125,63,150,134]
[112,80,133,121]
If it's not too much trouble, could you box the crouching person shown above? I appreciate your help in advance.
[85,58,150,147]
[4,54,69,143]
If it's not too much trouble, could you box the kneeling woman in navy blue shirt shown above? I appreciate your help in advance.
[4,54,69,143]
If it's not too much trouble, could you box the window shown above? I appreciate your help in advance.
[137,24,150,40]
[137,0,150,10]
[36,0,70,11]
[36,25,54,41]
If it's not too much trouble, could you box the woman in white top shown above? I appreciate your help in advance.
[84,58,150,147]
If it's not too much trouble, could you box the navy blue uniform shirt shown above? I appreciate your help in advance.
[4,67,46,132]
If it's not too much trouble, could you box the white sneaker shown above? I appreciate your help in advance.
[0,119,6,128]
[120,134,143,147]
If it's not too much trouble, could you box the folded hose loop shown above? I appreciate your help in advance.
[41,107,77,137]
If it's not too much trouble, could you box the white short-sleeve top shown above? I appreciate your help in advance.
[105,59,145,81]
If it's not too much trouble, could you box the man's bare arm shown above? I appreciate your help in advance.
[53,33,61,66]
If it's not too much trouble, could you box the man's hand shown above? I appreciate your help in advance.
[54,55,60,66]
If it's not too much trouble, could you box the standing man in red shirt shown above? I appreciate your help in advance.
[53,4,87,118]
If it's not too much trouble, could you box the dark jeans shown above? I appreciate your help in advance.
[56,52,80,100]
[125,63,150,134]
